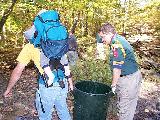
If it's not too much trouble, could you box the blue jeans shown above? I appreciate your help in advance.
[35,79,71,120]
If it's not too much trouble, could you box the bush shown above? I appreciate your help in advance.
[71,50,112,85]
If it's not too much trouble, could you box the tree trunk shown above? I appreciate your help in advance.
[84,10,88,36]
[0,0,17,34]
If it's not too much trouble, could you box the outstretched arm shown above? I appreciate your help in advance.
[64,65,73,91]
[111,68,121,94]
[68,76,74,91]
[112,68,121,86]
[3,63,25,97]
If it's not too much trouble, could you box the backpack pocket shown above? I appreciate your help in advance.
[41,39,69,59]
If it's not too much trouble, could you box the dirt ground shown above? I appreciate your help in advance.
[0,67,159,120]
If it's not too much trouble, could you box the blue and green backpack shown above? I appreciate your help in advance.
[33,10,69,59]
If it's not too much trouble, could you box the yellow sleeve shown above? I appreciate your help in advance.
[17,44,32,65]
[16,43,44,74]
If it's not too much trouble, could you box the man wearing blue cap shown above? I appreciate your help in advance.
[98,22,142,120]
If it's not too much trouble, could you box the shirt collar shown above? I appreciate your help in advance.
[109,33,117,46]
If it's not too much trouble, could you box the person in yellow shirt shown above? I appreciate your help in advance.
[3,43,73,120]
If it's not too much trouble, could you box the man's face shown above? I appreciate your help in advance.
[99,31,112,45]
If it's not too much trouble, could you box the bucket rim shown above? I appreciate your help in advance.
[74,80,113,96]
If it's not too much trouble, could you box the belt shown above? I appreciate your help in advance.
[120,70,138,77]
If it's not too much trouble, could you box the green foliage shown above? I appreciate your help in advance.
[71,59,112,85]
[71,41,112,85]
[1,0,159,49]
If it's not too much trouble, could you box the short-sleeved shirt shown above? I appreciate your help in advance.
[17,43,70,84]
[109,34,138,75]
[17,43,44,74]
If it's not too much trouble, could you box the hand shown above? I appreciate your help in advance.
[3,89,12,98]
[69,83,74,91]
[47,79,53,87]
[68,79,74,91]
[111,85,116,94]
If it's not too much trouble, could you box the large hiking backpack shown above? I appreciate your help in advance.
[33,10,69,59]
[67,34,79,66]
[68,19,78,51]
[66,19,79,66]
[68,34,78,51]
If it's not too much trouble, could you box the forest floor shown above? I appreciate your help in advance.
[0,39,159,120]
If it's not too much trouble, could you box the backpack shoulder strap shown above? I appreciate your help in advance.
[37,15,45,23]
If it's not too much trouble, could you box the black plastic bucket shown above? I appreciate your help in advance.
[73,81,113,120]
